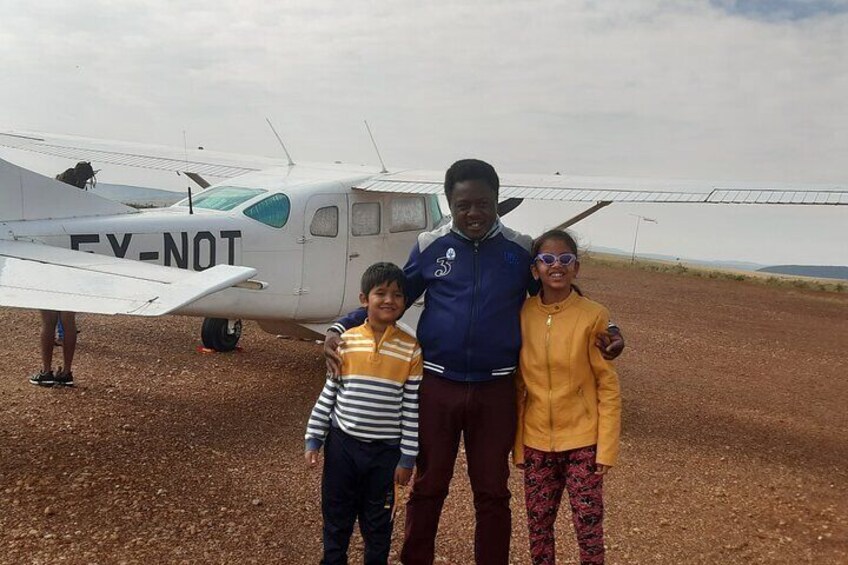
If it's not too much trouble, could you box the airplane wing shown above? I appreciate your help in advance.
[355,170,848,205]
[0,239,258,316]
[3,130,845,205]
[0,131,287,179]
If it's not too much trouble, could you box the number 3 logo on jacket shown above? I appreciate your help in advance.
[434,247,456,277]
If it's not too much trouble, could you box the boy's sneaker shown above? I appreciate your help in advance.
[54,369,74,387]
[29,370,56,386]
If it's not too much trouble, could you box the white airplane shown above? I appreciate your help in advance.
[1,130,846,351]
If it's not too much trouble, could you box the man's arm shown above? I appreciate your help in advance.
[324,311,362,378]
[596,323,625,361]
[327,307,367,337]
[324,242,428,374]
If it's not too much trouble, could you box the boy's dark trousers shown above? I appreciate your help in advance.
[400,373,516,565]
[321,426,400,565]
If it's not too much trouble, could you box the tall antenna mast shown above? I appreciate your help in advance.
[265,117,295,167]
[364,120,388,173]
[183,130,194,215]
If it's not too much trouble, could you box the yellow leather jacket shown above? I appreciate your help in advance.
[514,292,621,467]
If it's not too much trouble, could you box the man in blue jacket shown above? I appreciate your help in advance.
[324,159,624,565]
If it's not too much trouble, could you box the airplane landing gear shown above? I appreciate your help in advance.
[201,318,242,352]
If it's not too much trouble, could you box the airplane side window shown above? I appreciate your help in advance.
[428,195,445,227]
[390,197,427,233]
[310,206,339,237]
[351,202,381,236]
[243,193,291,228]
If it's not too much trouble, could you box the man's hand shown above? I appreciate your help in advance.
[394,466,413,486]
[305,450,320,468]
[323,331,343,378]
[595,464,610,476]
[595,330,625,360]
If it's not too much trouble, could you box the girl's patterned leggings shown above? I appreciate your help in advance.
[523,445,605,565]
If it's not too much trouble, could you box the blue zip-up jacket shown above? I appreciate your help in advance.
[331,219,534,382]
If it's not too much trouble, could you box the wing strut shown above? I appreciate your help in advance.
[553,201,612,230]
[184,172,210,189]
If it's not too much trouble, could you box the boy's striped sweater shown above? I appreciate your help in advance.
[305,322,423,468]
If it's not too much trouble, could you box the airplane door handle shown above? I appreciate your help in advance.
[349,252,360,258]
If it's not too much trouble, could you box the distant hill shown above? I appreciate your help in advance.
[590,245,847,280]
[589,246,766,272]
[757,265,848,280]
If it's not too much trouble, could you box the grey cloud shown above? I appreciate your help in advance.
[710,0,848,21]
[0,0,845,264]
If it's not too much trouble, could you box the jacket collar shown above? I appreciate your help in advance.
[533,290,581,314]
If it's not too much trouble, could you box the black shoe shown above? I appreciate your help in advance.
[54,369,74,387]
[29,370,56,386]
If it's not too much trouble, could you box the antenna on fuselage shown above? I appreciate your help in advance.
[364,120,388,174]
[183,130,194,215]
[265,117,295,167]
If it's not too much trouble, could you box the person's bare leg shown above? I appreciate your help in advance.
[59,312,76,374]
[39,310,59,372]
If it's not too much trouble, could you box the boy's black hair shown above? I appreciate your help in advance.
[443,159,499,202]
[532,229,584,296]
[361,262,406,296]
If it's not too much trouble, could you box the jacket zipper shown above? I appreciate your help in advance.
[546,313,554,450]
[465,240,480,379]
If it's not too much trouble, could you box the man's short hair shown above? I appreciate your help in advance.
[443,159,499,202]
[361,262,406,297]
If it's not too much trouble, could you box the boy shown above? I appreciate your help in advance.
[305,262,422,565]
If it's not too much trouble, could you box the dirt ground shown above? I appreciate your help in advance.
[1,262,846,564]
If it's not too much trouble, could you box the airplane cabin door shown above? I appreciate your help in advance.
[342,192,388,311]
[296,193,349,321]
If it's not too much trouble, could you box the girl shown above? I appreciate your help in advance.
[514,229,621,565]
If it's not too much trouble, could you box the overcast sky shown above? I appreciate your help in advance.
[1,0,845,265]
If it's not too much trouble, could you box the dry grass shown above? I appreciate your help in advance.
[585,252,846,293]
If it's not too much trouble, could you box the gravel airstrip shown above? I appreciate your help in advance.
[1,262,846,564]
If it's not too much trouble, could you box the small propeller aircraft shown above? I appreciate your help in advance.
[1,130,846,351]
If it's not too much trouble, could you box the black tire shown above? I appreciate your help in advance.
[201,318,242,352]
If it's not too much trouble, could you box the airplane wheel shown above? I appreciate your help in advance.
[201,318,242,352]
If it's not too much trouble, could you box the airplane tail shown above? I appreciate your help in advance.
[0,156,135,222]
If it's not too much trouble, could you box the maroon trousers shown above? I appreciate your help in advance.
[400,373,516,565]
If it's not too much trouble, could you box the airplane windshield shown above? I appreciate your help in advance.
[179,186,267,211]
